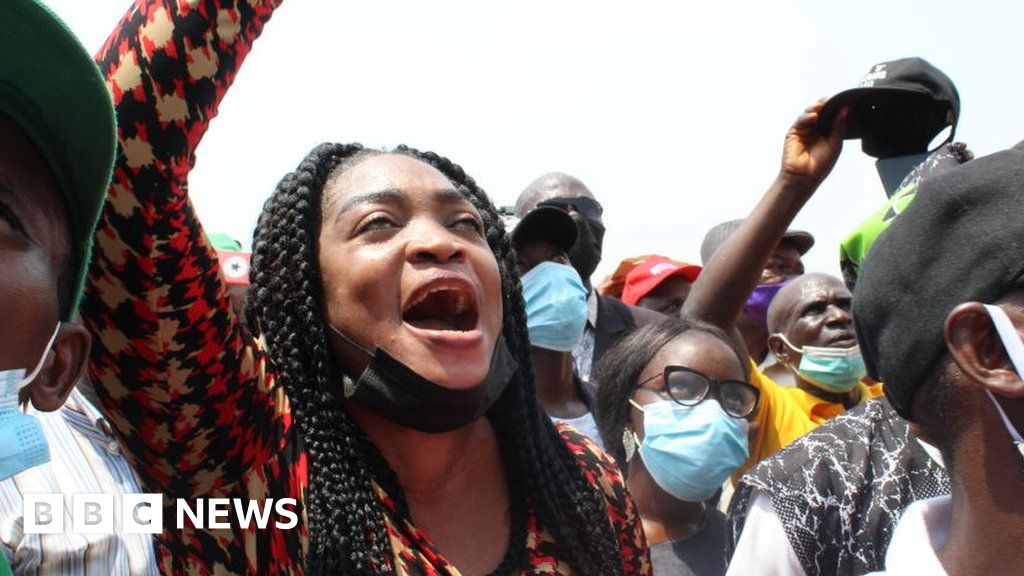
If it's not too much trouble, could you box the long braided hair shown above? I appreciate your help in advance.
[247,143,625,575]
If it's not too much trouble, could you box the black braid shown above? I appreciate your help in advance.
[248,143,625,575]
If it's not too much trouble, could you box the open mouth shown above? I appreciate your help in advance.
[402,281,479,332]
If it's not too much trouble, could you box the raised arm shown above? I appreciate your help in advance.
[81,0,285,497]
[682,100,847,331]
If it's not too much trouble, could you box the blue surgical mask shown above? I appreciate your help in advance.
[0,324,60,481]
[521,261,588,352]
[777,334,867,393]
[632,398,749,502]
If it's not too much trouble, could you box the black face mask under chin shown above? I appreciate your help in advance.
[327,323,519,433]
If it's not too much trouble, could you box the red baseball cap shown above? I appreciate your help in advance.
[621,256,701,306]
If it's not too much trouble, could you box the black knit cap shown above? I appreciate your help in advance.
[853,141,1024,421]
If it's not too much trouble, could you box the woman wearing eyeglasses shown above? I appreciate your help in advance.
[594,318,760,576]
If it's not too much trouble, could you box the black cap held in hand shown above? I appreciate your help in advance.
[818,58,959,158]
[853,141,1024,421]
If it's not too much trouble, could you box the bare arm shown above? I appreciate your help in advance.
[683,100,848,331]
[82,0,284,497]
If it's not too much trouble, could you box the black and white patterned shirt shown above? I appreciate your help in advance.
[726,398,950,576]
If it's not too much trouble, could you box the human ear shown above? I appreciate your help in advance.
[25,323,91,412]
[944,302,1024,399]
[767,333,791,365]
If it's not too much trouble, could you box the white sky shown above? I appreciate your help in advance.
[45,0,1024,284]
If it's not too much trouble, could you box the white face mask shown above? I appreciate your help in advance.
[0,323,61,481]
[981,304,1024,459]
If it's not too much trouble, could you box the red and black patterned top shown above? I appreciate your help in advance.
[82,1,651,575]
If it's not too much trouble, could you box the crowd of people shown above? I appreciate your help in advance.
[2,1,1022,575]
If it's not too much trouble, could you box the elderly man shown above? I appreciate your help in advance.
[855,142,1024,576]
[516,173,661,382]
[765,273,881,408]
[724,273,933,576]
[0,1,158,573]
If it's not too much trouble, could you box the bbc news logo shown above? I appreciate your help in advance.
[23,494,298,534]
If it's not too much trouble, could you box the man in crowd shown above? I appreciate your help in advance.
[855,141,1024,575]
[0,1,157,573]
[765,273,882,410]
[726,257,935,576]
[506,205,604,448]
[620,255,701,317]
[516,172,661,382]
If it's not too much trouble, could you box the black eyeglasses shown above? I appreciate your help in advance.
[638,366,760,418]
[538,197,604,222]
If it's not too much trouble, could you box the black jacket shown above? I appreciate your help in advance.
[592,294,664,363]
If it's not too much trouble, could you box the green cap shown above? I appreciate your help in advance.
[840,143,972,289]
[0,0,116,320]
[208,233,243,252]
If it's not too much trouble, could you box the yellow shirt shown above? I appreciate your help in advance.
[738,359,884,477]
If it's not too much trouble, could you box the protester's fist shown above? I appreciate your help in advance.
[780,99,848,190]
